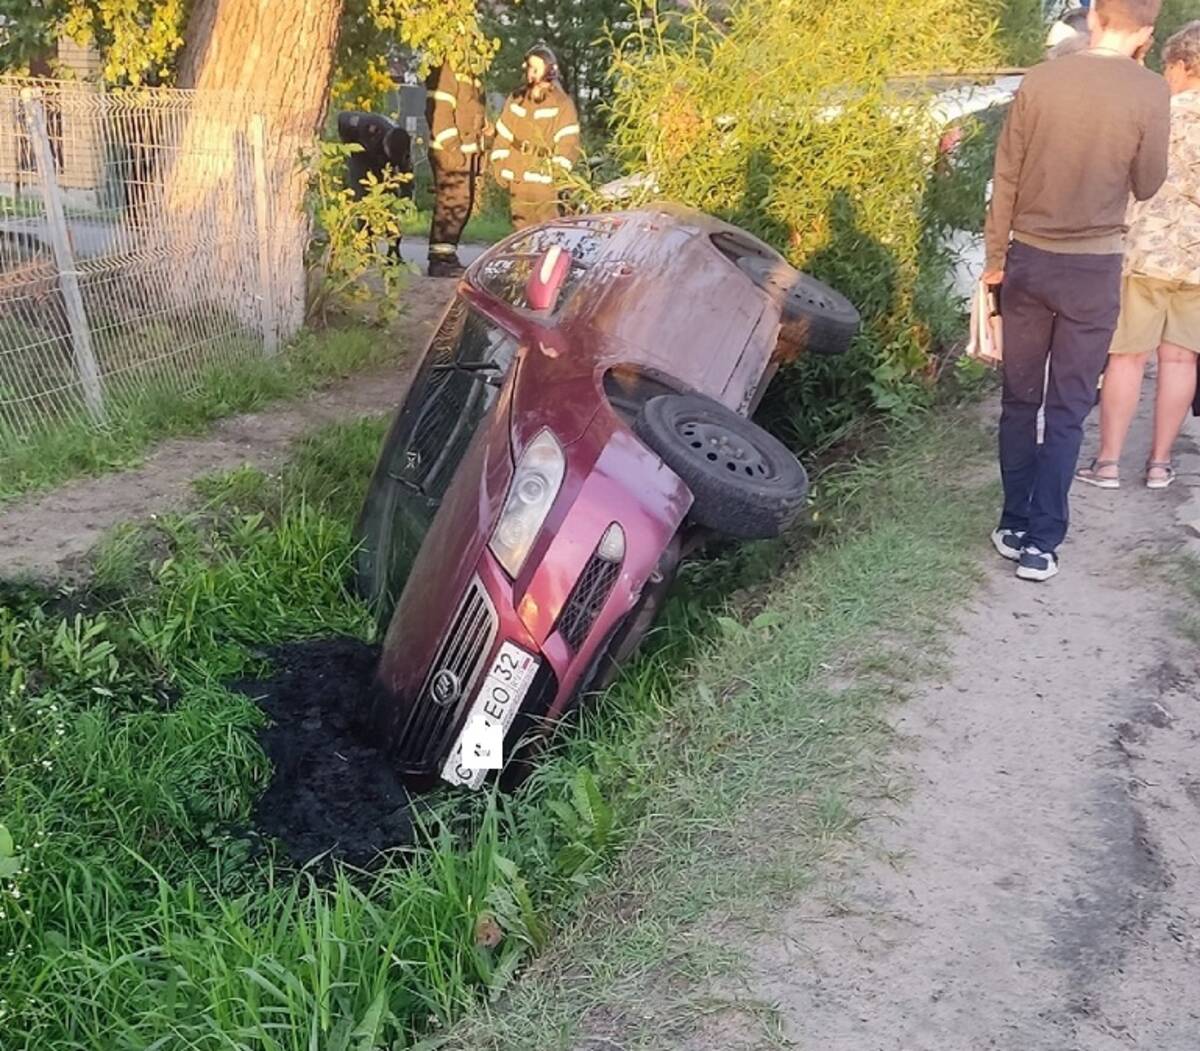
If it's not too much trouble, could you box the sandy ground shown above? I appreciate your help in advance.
[677,400,1200,1050]
[0,273,457,581]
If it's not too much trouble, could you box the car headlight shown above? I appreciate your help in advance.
[489,430,565,577]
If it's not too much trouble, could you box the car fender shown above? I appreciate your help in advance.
[512,418,692,678]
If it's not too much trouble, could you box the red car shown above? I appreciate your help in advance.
[355,205,859,788]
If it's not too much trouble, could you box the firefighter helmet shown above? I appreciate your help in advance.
[523,43,560,83]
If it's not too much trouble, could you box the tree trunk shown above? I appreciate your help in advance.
[177,0,342,119]
[166,0,343,342]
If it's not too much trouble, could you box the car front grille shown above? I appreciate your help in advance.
[556,552,622,653]
[394,577,498,768]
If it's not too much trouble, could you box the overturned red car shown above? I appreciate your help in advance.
[355,204,859,788]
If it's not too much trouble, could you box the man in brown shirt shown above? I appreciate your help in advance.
[983,0,1170,582]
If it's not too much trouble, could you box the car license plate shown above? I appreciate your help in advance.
[441,642,540,790]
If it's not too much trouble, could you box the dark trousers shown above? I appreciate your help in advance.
[998,242,1122,553]
[429,152,477,259]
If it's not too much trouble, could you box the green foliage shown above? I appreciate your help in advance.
[1,0,495,94]
[606,0,1011,447]
[334,0,499,110]
[0,0,189,84]
[0,402,998,1048]
[0,414,634,1048]
[924,108,1006,235]
[995,0,1048,67]
[1151,0,1198,72]
[305,141,416,325]
[0,326,398,503]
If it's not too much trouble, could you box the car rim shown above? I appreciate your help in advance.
[674,414,776,482]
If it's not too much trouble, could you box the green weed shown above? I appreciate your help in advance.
[0,326,396,505]
[400,207,514,246]
[0,405,998,1049]
[442,412,998,1050]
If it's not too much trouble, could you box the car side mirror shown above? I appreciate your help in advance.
[526,244,572,313]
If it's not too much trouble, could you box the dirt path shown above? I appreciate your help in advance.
[681,403,1200,1049]
[0,276,456,581]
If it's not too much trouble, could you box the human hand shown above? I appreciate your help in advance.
[983,269,1004,287]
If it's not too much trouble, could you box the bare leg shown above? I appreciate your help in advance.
[1092,352,1149,478]
[1148,342,1199,477]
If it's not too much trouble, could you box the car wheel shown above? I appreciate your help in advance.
[634,394,808,540]
[736,255,860,357]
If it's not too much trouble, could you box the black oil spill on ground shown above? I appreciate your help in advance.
[233,637,425,868]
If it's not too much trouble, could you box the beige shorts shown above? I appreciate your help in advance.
[1109,274,1200,356]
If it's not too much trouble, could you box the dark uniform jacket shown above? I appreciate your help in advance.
[425,63,486,169]
[337,111,413,200]
[489,82,581,192]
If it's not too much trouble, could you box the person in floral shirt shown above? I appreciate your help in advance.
[1079,21,1200,491]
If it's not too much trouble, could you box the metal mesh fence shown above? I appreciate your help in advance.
[0,78,300,440]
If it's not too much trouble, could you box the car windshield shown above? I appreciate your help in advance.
[375,301,519,605]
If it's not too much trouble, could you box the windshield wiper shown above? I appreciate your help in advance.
[431,359,504,389]
[431,360,501,375]
[386,472,427,497]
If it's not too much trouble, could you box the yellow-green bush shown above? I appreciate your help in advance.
[607,0,1019,444]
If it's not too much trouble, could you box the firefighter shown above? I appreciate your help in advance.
[425,61,486,277]
[490,44,581,230]
[336,110,414,260]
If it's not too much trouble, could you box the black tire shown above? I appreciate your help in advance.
[736,254,860,356]
[634,395,808,540]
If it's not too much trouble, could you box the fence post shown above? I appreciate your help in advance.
[248,113,279,356]
[21,88,106,424]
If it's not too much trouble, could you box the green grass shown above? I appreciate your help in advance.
[400,207,514,246]
[441,414,998,1049]
[0,404,997,1050]
[1173,554,1200,644]
[0,325,398,505]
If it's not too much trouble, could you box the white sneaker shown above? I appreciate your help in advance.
[1016,546,1059,582]
[991,528,1025,562]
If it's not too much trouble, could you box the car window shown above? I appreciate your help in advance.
[476,220,615,311]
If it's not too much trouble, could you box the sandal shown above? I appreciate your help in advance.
[1146,461,1176,490]
[1076,458,1121,490]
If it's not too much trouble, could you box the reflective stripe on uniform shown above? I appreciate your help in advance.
[554,123,580,142]
[490,147,511,161]
[552,156,573,171]
[495,119,515,141]
[461,143,479,154]
[509,102,527,118]
[523,171,553,184]
[434,127,460,144]
[430,242,457,256]
[431,90,457,107]
[500,168,516,182]
[533,107,560,120]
